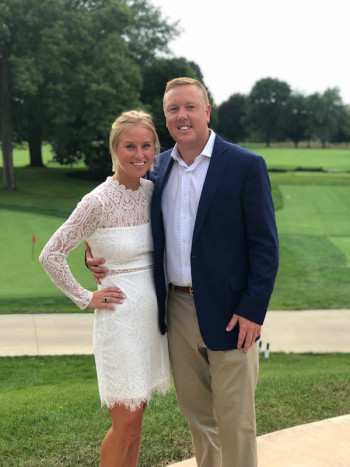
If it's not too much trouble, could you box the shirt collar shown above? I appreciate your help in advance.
[171,129,216,162]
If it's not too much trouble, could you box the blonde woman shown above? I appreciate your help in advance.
[40,110,170,466]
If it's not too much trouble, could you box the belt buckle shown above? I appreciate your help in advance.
[189,286,193,296]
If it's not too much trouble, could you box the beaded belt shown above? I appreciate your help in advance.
[106,264,153,275]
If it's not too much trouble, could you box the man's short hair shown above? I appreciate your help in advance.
[163,77,210,112]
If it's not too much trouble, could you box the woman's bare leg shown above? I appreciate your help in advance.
[100,403,146,467]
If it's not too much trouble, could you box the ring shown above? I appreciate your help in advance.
[104,297,108,303]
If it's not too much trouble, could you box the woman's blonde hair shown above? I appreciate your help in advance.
[109,110,160,172]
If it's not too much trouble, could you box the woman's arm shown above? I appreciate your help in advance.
[40,194,124,310]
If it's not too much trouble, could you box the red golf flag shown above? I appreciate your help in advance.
[32,235,36,243]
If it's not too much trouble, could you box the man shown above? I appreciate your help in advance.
[88,77,279,467]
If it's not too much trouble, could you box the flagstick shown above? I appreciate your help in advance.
[32,235,36,262]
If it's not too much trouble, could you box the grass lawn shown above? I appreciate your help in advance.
[1,145,349,466]
[0,353,349,466]
[244,145,350,172]
[0,166,97,218]
[0,143,86,169]
[0,164,99,313]
[0,209,95,311]
[268,171,350,310]
[0,146,350,313]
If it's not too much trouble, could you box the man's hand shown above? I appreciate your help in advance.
[86,241,107,284]
[88,287,125,310]
[226,314,261,353]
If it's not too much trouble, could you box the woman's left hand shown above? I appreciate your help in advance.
[88,287,126,310]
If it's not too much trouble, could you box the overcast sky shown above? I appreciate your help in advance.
[150,0,350,106]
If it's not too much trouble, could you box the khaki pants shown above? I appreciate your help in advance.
[167,288,258,467]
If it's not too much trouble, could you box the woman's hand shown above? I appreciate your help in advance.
[88,287,125,310]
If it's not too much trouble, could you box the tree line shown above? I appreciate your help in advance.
[1,0,349,190]
[217,79,350,149]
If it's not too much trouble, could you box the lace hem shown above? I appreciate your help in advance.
[101,379,170,411]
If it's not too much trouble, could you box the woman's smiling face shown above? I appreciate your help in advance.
[114,125,155,188]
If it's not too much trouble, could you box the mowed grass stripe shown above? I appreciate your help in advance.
[329,237,350,264]
[0,167,98,218]
[0,209,95,300]
[276,185,350,235]
[251,146,350,171]
[269,234,350,310]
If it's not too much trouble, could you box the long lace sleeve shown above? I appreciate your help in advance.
[39,193,103,309]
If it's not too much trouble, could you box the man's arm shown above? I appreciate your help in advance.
[226,155,278,353]
[85,241,108,285]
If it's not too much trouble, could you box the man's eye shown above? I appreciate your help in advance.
[169,107,177,113]
[187,105,195,110]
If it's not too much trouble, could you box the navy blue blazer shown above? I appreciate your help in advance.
[150,135,279,351]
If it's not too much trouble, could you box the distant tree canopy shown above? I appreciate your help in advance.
[1,1,349,190]
[216,94,247,143]
[306,88,345,148]
[247,78,291,147]
[218,80,350,148]
[280,93,309,148]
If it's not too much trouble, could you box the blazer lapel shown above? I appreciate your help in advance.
[151,151,174,222]
[153,154,173,198]
[192,138,229,244]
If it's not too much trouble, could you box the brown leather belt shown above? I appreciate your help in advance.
[173,285,193,295]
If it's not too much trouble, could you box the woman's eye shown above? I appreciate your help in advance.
[126,145,135,150]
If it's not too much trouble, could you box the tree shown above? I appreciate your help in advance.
[0,0,69,185]
[123,0,179,66]
[217,94,247,143]
[11,1,67,168]
[1,0,179,183]
[0,0,32,189]
[46,1,142,175]
[1,0,77,184]
[0,26,15,189]
[307,88,344,147]
[330,105,350,143]
[280,93,309,147]
[247,77,291,146]
[53,0,181,174]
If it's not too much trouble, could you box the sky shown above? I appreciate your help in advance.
[150,0,350,106]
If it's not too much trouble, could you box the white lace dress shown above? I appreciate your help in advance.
[39,177,170,411]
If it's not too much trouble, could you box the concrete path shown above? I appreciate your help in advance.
[171,415,350,467]
[0,312,94,356]
[0,309,349,466]
[1,309,350,356]
[261,309,350,353]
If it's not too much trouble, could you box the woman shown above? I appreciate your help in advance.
[39,110,170,466]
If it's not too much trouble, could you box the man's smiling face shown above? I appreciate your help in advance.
[163,84,211,156]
